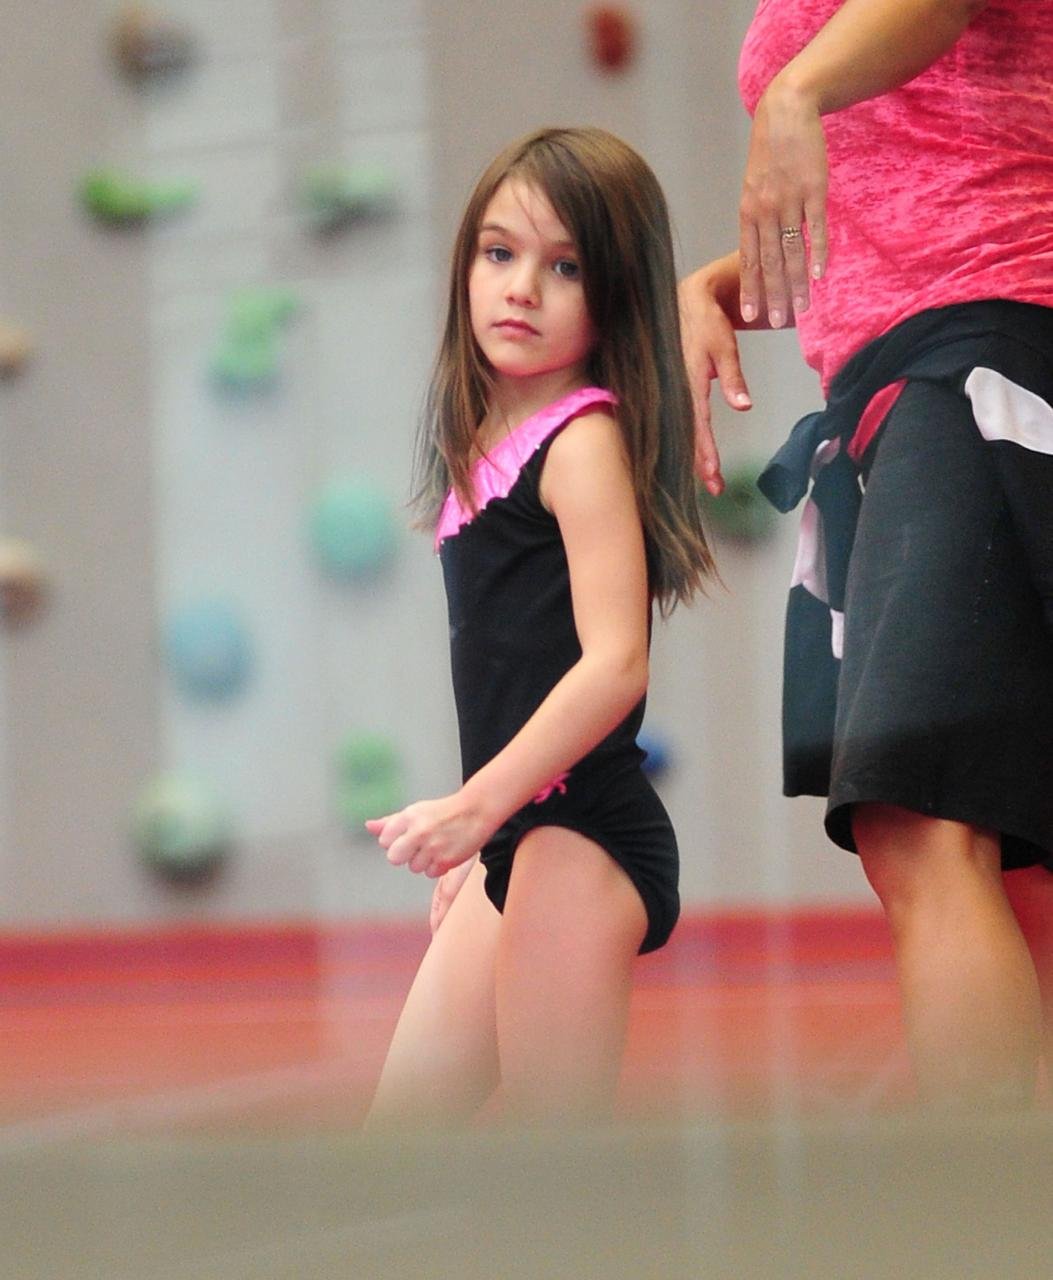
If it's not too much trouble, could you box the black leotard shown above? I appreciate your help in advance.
[435,387,679,953]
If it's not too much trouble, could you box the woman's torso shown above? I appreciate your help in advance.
[739,0,1053,388]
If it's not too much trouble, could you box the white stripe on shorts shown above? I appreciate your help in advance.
[964,366,1053,455]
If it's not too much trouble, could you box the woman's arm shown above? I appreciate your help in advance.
[678,251,766,496]
[681,0,992,491]
[779,0,990,115]
[366,411,651,878]
[741,0,991,326]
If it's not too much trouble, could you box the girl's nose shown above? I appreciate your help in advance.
[506,262,539,307]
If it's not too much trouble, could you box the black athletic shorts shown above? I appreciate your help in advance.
[826,378,1053,868]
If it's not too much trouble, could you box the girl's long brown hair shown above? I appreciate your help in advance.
[413,126,714,612]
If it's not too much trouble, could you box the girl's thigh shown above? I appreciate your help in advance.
[495,825,647,1114]
[366,858,501,1126]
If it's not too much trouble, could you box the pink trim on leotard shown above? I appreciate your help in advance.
[532,770,570,804]
[434,386,618,549]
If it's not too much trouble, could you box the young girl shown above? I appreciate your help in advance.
[365,127,713,1124]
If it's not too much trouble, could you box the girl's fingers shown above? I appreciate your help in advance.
[409,847,432,876]
[386,838,411,866]
[384,821,416,864]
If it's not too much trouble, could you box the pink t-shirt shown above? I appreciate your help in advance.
[739,0,1053,389]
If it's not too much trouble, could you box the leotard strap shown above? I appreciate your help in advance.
[435,386,617,549]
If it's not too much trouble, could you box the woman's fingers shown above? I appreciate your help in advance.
[805,197,828,281]
[738,221,762,325]
[713,340,752,415]
[779,212,811,314]
[757,212,793,328]
[695,353,755,489]
[694,414,724,495]
[740,78,829,325]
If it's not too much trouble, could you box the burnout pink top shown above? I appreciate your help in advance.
[739,0,1053,390]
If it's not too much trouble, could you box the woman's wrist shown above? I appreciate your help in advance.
[765,64,825,118]
[688,253,742,323]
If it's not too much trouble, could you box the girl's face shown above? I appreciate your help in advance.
[468,179,596,391]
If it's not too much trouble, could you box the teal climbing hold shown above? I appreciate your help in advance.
[164,599,253,702]
[308,478,399,583]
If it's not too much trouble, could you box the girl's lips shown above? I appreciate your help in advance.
[495,318,539,336]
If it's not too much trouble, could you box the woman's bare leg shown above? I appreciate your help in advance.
[365,858,502,1127]
[855,802,1042,1107]
[495,826,648,1122]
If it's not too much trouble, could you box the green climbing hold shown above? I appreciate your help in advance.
[81,169,198,224]
[335,732,404,832]
[302,163,398,234]
[700,460,779,545]
[132,773,231,884]
[211,288,301,392]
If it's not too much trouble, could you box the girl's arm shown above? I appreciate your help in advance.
[741,0,991,325]
[366,411,650,878]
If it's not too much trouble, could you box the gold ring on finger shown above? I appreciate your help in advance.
[780,226,802,243]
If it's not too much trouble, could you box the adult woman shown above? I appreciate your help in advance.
[680,0,1053,1106]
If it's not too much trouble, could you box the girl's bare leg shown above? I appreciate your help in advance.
[855,802,1042,1107]
[365,858,502,1127]
[495,826,648,1122]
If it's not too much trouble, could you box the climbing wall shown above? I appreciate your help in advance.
[0,0,866,927]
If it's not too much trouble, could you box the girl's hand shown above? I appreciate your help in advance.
[365,792,490,879]
[739,76,829,329]
[429,854,479,934]
[678,261,753,494]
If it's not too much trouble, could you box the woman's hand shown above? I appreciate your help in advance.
[365,792,491,879]
[429,854,479,934]
[738,76,829,329]
[678,255,753,494]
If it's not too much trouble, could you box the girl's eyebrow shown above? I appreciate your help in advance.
[478,222,576,249]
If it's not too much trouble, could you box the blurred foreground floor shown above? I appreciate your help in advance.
[3,1114,1053,1279]
[2,875,1051,1278]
